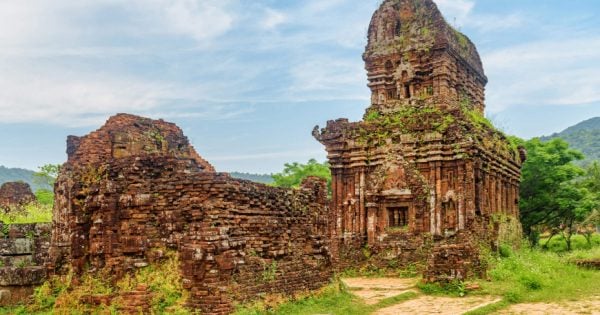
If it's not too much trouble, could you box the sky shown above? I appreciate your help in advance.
[0,0,599,174]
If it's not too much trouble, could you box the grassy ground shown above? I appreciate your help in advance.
[539,233,600,252]
[475,246,600,304]
[0,202,52,224]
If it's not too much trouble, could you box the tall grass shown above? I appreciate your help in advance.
[540,234,600,252]
[477,244,600,304]
[0,203,52,224]
[234,281,372,315]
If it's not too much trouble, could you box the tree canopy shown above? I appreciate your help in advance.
[519,138,598,249]
[271,159,331,190]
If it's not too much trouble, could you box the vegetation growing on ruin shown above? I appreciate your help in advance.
[356,99,521,161]
[4,250,190,314]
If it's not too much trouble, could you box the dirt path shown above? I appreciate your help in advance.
[343,277,419,305]
[375,295,501,315]
[342,277,501,314]
[496,298,600,315]
[342,277,598,315]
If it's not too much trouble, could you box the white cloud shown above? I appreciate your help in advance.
[483,37,600,112]
[0,0,236,50]
[288,57,368,101]
[261,8,287,30]
[434,0,475,27]
[147,0,234,41]
[0,0,241,126]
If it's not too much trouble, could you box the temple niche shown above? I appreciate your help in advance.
[314,0,524,278]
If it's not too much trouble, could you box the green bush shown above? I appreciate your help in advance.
[35,189,54,206]
[498,244,513,258]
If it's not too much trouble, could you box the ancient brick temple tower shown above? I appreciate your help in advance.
[314,0,524,274]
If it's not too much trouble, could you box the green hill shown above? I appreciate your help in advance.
[542,117,600,164]
[0,166,50,191]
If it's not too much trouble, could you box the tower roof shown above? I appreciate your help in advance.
[364,0,485,80]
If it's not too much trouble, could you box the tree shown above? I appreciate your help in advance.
[33,164,61,206]
[272,159,331,191]
[33,164,61,188]
[578,162,600,246]
[519,138,589,248]
[582,161,600,194]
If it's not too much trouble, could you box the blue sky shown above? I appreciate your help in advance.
[0,0,599,173]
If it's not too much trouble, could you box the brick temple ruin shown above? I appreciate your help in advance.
[0,0,524,313]
[314,0,523,276]
[47,114,332,313]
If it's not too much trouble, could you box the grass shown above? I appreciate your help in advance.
[340,262,422,279]
[0,202,52,224]
[234,279,418,315]
[539,233,600,252]
[463,300,510,315]
[234,281,372,315]
[465,241,600,314]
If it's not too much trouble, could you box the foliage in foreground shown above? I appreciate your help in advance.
[1,250,189,315]
[476,243,600,305]
[519,138,598,248]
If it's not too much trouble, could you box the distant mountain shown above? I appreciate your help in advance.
[0,166,49,191]
[542,117,600,164]
[229,172,274,184]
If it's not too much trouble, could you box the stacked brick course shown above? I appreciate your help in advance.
[48,114,332,314]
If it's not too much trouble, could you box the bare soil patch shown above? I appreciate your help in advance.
[374,295,501,315]
[342,277,419,305]
[496,298,600,315]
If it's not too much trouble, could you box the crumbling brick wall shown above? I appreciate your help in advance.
[0,222,50,306]
[0,182,36,210]
[48,114,332,314]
